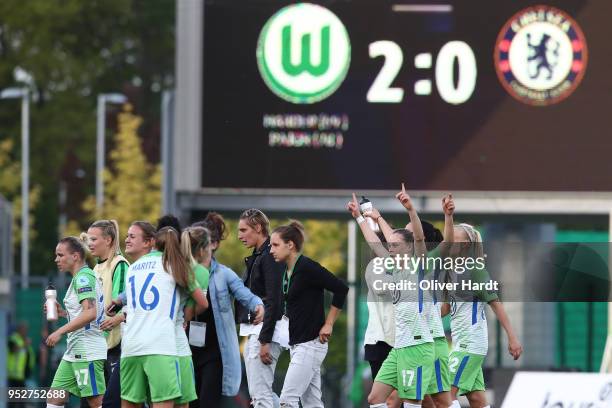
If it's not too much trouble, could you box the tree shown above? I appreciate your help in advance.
[71,104,161,243]
[215,219,347,277]
[0,138,41,251]
[0,0,175,274]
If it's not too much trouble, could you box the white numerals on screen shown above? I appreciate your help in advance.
[367,41,404,103]
[435,41,477,105]
[401,369,415,387]
[367,40,477,105]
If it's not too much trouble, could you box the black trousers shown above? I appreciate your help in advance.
[365,341,393,379]
[190,355,223,408]
[102,345,122,407]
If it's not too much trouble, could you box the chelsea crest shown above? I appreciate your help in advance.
[494,5,587,106]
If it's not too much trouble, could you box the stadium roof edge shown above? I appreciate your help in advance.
[175,189,612,215]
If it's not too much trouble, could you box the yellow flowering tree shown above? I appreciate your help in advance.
[0,138,41,247]
[75,104,161,244]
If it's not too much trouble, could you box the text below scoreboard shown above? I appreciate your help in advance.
[202,0,611,191]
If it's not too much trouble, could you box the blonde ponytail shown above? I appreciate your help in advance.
[181,229,197,266]
[110,219,120,256]
[89,219,121,261]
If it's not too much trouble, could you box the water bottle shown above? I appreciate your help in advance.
[359,196,379,232]
[45,284,58,321]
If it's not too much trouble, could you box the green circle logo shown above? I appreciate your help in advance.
[256,3,351,104]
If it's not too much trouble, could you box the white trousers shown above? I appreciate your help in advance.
[244,334,283,408]
[280,339,328,408]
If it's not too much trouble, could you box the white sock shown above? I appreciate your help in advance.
[403,403,421,408]
[450,401,461,408]
[369,404,388,408]
[46,404,64,408]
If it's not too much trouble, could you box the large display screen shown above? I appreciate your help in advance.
[202,0,610,191]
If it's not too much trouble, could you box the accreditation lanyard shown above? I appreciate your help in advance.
[282,254,301,316]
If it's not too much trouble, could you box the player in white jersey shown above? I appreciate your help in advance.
[102,220,156,408]
[362,193,456,408]
[46,237,107,408]
[169,226,212,408]
[121,226,199,407]
[442,223,523,408]
[348,187,435,408]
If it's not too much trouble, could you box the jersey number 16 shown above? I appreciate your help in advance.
[129,273,160,311]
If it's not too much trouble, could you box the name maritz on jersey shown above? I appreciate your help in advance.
[131,261,156,271]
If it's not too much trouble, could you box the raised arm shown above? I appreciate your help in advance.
[434,193,456,260]
[443,194,455,243]
[363,206,395,242]
[396,184,427,257]
[347,193,389,258]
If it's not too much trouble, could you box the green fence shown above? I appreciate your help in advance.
[555,230,609,371]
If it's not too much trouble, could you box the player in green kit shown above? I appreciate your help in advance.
[45,237,107,408]
[418,195,455,408]
[182,226,211,321]
[348,186,435,408]
[363,193,456,408]
[120,227,195,407]
[443,223,523,408]
[170,226,213,408]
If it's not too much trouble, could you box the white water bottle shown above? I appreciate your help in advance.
[45,284,58,321]
[359,196,380,232]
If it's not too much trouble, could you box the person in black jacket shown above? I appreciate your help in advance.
[269,220,349,408]
[236,208,286,408]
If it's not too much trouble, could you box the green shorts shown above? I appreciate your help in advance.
[426,337,451,395]
[175,355,197,404]
[448,350,486,396]
[120,355,182,403]
[374,342,435,400]
[50,359,106,398]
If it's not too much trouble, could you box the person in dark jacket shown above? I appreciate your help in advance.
[236,208,286,408]
[269,220,349,408]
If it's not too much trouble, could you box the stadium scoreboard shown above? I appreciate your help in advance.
[202,0,610,191]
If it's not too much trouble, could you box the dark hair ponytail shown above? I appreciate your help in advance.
[193,211,227,244]
[273,220,306,252]
[157,214,182,238]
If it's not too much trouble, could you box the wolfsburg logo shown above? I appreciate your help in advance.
[256,3,351,104]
